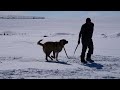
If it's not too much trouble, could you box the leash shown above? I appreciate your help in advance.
[74,44,79,55]
[63,47,69,59]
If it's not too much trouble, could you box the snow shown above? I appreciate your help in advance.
[0,17,120,79]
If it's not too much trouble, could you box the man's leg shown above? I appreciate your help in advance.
[81,45,87,63]
[86,39,94,62]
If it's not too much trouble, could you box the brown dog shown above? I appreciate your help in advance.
[37,39,68,61]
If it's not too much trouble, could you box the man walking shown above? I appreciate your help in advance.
[78,18,94,64]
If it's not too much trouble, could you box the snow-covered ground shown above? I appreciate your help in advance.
[0,18,120,79]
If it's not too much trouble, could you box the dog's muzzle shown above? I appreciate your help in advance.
[66,41,68,44]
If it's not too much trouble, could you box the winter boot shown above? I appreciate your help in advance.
[81,55,87,64]
[86,53,94,63]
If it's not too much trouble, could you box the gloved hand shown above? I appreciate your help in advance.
[78,40,80,45]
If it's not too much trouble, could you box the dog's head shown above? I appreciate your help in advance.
[59,39,68,46]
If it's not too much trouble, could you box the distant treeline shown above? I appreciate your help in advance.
[0,15,45,19]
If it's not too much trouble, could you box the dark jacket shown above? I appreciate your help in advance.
[79,22,94,40]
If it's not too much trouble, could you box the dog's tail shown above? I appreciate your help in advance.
[37,39,43,46]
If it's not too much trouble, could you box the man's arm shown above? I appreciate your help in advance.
[91,23,94,38]
[78,25,83,44]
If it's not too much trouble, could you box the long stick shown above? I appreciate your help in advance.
[63,47,69,59]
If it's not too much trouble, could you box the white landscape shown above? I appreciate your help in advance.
[0,14,120,79]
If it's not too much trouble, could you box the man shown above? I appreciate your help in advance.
[78,18,94,64]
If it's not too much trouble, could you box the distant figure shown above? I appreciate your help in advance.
[78,18,94,64]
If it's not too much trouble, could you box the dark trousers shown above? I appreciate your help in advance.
[81,39,94,61]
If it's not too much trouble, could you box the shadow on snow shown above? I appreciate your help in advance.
[46,60,71,65]
[84,62,104,69]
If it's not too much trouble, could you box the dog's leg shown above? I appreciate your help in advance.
[47,52,53,61]
[51,51,55,59]
[48,56,53,60]
[56,52,59,61]
[45,54,48,61]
